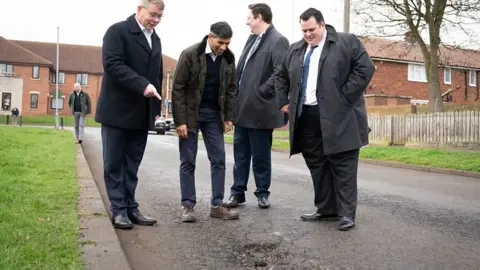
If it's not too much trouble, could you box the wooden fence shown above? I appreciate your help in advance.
[368,110,480,149]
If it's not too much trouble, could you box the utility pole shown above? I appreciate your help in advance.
[165,70,170,118]
[291,0,295,42]
[344,0,351,33]
[55,26,60,130]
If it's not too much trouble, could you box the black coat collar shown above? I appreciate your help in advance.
[126,14,159,39]
[292,24,338,51]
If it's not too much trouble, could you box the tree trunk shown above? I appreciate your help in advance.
[427,49,445,112]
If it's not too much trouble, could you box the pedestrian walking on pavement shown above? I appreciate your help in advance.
[68,83,91,144]
[10,107,19,125]
[226,3,289,209]
[95,0,165,229]
[276,8,375,231]
[172,21,238,222]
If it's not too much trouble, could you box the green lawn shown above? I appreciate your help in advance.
[0,127,82,269]
[225,132,480,173]
[0,115,100,127]
[360,146,480,172]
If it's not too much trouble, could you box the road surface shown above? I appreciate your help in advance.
[81,127,480,270]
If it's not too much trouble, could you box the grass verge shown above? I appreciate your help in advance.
[224,133,480,173]
[359,146,480,172]
[0,115,100,127]
[0,126,82,269]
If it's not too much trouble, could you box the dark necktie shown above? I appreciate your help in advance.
[297,45,317,118]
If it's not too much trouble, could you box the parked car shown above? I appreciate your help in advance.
[165,118,175,131]
[154,116,166,135]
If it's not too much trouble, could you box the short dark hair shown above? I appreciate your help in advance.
[299,8,325,24]
[248,3,273,24]
[210,21,233,39]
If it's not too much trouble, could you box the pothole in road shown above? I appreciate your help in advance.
[234,242,288,269]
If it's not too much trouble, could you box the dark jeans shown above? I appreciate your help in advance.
[296,105,359,218]
[231,126,273,198]
[179,107,225,207]
[101,124,148,216]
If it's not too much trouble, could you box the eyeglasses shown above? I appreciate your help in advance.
[142,6,163,19]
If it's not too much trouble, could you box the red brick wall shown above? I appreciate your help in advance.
[8,56,176,117]
[15,65,51,115]
[46,72,102,116]
[367,60,479,101]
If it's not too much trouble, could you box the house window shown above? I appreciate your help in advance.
[0,63,13,76]
[469,70,477,87]
[50,97,64,110]
[30,93,39,109]
[408,64,427,82]
[444,67,451,84]
[76,73,88,85]
[32,65,39,79]
[2,92,12,111]
[52,72,65,84]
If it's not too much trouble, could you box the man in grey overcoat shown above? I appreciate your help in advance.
[226,3,289,209]
[276,8,375,231]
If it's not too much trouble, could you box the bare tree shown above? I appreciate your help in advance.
[353,0,480,112]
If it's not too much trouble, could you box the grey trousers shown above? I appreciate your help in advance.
[74,112,85,139]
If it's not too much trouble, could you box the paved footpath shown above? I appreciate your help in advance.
[81,127,480,270]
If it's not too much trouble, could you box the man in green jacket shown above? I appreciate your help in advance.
[68,82,91,144]
[172,21,238,222]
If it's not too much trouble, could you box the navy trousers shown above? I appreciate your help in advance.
[101,124,148,216]
[179,107,226,207]
[231,126,273,198]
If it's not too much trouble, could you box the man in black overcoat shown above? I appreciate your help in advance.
[95,0,165,229]
[276,8,375,231]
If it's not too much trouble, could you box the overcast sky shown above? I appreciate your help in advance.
[0,0,477,61]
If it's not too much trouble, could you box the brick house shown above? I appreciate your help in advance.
[0,36,177,117]
[362,38,480,104]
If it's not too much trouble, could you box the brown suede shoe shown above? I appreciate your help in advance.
[181,206,196,222]
[210,204,239,220]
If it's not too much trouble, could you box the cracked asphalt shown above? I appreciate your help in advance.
[81,127,480,270]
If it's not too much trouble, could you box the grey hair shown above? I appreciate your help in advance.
[140,0,165,10]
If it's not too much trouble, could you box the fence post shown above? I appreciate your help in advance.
[60,117,64,130]
[6,115,9,125]
[390,115,394,145]
[19,115,22,127]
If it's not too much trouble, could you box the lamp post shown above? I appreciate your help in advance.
[55,26,60,130]
[344,0,351,33]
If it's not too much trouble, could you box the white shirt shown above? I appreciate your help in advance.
[303,30,327,106]
[205,44,218,61]
[136,19,153,49]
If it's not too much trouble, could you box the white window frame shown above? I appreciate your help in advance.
[444,67,451,84]
[408,64,427,82]
[52,72,65,84]
[76,73,88,85]
[32,65,39,79]
[469,70,477,87]
[0,63,13,76]
[50,96,65,110]
[30,91,39,109]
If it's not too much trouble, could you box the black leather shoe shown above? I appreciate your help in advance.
[128,211,157,226]
[300,212,339,221]
[338,216,355,231]
[258,197,270,209]
[225,195,246,208]
[112,213,133,230]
